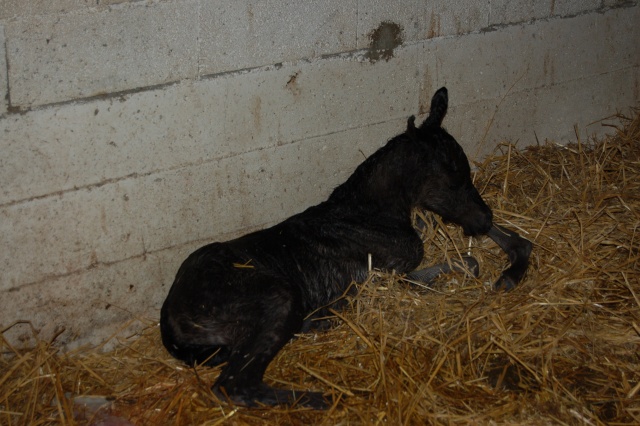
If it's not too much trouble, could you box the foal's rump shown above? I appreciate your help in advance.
[159,243,283,367]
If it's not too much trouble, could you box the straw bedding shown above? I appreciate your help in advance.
[2,110,639,425]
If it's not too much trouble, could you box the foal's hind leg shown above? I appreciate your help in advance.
[212,284,328,409]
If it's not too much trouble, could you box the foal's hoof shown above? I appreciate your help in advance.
[493,274,517,291]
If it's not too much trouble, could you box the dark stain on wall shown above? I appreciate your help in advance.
[286,71,302,97]
[366,21,404,62]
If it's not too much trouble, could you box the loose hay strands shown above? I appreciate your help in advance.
[2,110,640,425]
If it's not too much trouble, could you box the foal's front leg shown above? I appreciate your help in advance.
[406,256,479,284]
[487,224,532,290]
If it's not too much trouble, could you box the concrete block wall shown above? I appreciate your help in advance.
[1,0,638,349]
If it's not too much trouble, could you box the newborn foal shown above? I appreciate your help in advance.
[160,87,532,409]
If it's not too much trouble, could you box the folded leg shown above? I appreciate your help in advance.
[407,255,479,284]
[212,283,328,409]
[487,224,532,290]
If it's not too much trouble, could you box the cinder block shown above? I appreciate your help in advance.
[0,245,185,351]
[447,67,640,161]
[418,6,640,109]
[225,43,420,149]
[0,180,145,291]
[551,0,601,17]
[525,68,640,144]
[609,5,640,69]
[418,30,532,108]
[5,1,199,108]
[0,79,231,206]
[422,0,490,38]
[535,7,640,83]
[198,0,357,76]
[488,0,553,24]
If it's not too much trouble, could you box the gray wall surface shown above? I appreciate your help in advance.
[1,0,639,349]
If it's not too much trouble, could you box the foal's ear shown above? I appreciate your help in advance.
[421,87,448,128]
